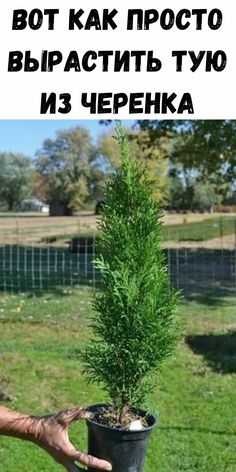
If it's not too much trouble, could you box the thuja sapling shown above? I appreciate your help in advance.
[81,123,180,427]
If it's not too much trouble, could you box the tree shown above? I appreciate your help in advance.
[167,165,223,212]
[98,128,171,205]
[35,127,100,214]
[136,120,236,188]
[31,170,50,202]
[81,125,179,422]
[223,189,236,206]
[0,153,32,210]
[167,173,185,211]
[192,181,222,212]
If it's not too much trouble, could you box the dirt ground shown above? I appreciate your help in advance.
[163,234,236,250]
[0,211,223,230]
[0,212,235,249]
[0,213,97,244]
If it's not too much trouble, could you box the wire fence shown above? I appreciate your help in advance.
[1,215,236,247]
[0,236,235,297]
[0,215,236,295]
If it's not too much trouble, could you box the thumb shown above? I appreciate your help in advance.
[55,407,91,427]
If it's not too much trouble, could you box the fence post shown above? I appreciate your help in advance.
[16,218,20,245]
[219,217,223,248]
[176,247,180,289]
[234,219,236,249]
[234,220,236,293]
[92,232,96,288]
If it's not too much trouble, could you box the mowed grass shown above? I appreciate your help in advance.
[45,215,236,244]
[0,288,236,471]
[0,213,236,245]
[162,216,236,242]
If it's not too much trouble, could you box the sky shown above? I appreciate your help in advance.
[0,120,109,158]
[0,120,135,158]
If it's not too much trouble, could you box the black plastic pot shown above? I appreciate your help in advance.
[86,404,156,472]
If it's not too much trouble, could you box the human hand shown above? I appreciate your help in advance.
[31,406,112,471]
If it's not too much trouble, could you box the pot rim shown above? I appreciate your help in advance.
[86,403,157,433]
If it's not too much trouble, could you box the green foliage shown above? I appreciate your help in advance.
[35,127,102,212]
[167,174,185,211]
[167,171,222,212]
[192,181,222,211]
[0,152,32,210]
[81,124,180,415]
[137,120,236,188]
[98,128,171,205]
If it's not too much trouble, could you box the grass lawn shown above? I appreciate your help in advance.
[162,216,236,242]
[0,288,235,471]
[0,213,236,246]
[45,215,236,244]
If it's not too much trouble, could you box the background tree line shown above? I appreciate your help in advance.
[0,121,235,214]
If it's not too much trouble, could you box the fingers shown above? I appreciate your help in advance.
[67,449,112,471]
[55,407,92,426]
[51,407,112,470]
[66,461,84,472]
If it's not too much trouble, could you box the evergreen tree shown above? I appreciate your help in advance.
[82,124,180,421]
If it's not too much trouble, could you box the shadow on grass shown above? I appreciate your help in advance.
[25,285,95,298]
[184,288,236,307]
[167,248,236,303]
[186,332,236,374]
[160,425,236,436]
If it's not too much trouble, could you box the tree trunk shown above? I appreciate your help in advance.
[7,199,14,211]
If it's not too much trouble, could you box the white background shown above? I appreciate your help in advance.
[0,0,235,118]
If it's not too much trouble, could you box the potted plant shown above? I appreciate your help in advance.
[81,123,180,472]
